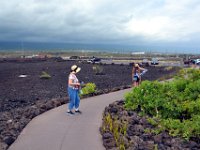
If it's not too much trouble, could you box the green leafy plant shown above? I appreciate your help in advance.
[40,71,51,79]
[80,83,96,96]
[125,68,200,140]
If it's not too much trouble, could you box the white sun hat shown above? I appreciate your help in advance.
[135,63,139,67]
[71,65,81,73]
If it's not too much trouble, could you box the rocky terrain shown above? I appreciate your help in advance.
[101,100,200,150]
[0,59,179,149]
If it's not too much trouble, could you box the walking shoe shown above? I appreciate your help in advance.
[75,110,82,114]
[67,111,74,115]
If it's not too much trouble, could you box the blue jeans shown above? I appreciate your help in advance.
[68,87,80,110]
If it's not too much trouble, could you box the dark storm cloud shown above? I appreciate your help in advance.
[0,0,200,49]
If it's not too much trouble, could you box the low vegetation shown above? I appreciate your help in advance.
[92,65,104,75]
[101,113,128,150]
[80,82,96,96]
[125,68,200,140]
[39,71,51,79]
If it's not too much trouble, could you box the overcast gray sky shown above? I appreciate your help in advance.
[0,0,200,50]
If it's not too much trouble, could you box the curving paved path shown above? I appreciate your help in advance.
[9,89,131,150]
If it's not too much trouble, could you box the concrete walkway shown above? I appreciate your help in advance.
[9,89,131,150]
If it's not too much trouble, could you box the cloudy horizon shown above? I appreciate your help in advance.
[0,0,200,52]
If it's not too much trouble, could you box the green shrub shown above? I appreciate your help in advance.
[40,71,51,79]
[125,68,200,139]
[80,83,96,96]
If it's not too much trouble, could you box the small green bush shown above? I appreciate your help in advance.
[40,71,51,79]
[80,83,96,96]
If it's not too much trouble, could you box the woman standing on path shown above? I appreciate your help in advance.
[67,65,82,114]
[132,63,147,87]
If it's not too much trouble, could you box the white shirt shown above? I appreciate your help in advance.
[68,73,79,89]
[69,73,78,83]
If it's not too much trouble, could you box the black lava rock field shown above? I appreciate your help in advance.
[0,60,179,149]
